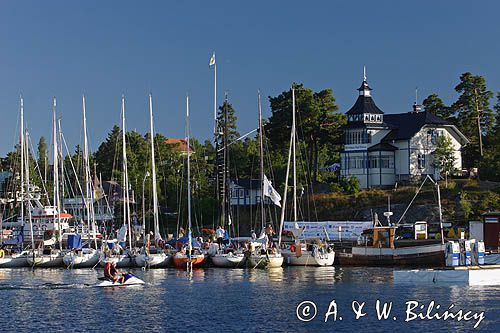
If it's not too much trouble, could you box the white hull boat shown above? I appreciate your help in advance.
[282,248,335,266]
[27,250,65,268]
[135,252,171,268]
[96,273,145,287]
[0,252,30,268]
[248,253,283,269]
[63,248,100,268]
[211,253,246,268]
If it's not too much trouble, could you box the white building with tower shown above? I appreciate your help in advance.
[340,74,469,188]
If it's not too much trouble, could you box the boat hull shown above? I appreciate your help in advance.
[135,253,171,268]
[27,252,65,268]
[247,254,283,269]
[211,254,246,268]
[99,254,135,268]
[335,244,445,267]
[282,250,335,266]
[0,254,29,268]
[63,249,100,268]
[173,253,205,269]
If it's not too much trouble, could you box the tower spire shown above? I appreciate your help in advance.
[363,65,367,82]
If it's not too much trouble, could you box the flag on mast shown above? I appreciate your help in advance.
[263,175,282,207]
[209,52,216,67]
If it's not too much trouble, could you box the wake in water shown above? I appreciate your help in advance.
[0,282,94,290]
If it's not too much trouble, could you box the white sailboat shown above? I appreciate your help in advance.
[280,88,335,266]
[99,96,135,268]
[247,92,284,269]
[28,98,66,268]
[173,96,206,269]
[210,98,245,268]
[135,94,170,268]
[0,97,30,268]
[63,95,100,268]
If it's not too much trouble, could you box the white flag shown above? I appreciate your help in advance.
[209,52,216,67]
[263,175,281,207]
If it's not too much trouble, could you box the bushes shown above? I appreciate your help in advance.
[339,175,361,195]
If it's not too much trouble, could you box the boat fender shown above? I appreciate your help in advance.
[0,249,4,258]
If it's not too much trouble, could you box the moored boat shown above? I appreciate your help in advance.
[63,247,100,268]
[0,250,30,268]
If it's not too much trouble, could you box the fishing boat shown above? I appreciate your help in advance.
[135,95,170,268]
[247,92,283,269]
[336,175,446,267]
[172,96,206,270]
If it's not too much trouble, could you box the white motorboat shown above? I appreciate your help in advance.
[63,248,100,268]
[96,273,145,287]
[247,251,283,269]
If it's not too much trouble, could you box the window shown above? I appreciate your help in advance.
[376,115,382,122]
[427,129,443,145]
[369,156,378,169]
[348,156,366,169]
[418,154,426,169]
[231,189,238,198]
[239,189,244,198]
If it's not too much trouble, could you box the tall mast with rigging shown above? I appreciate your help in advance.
[121,96,132,249]
[149,94,161,242]
[258,92,265,230]
[186,95,192,263]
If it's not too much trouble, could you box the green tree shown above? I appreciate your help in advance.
[217,100,240,142]
[479,92,500,181]
[422,93,454,120]
[433,136,456,187]
[451,72,493,168]
[37,136,49,183]
[267,83,346,183]
[94,125,121,181]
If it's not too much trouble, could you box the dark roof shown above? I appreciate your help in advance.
[368,143,397,151]
[381,111,451,142]
[232,179,261,189]
[357,80,373,91]
[346,95,384,115]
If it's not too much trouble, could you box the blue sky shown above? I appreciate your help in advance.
[1,1,499,156]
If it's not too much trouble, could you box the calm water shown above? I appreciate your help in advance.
[0,267,498,332]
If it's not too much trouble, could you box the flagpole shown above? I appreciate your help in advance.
[213,57,217,136]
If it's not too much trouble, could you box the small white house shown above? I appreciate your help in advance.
[340,78,469,188]
[229,179,267,206]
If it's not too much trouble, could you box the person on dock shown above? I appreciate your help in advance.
[265,223,275,249]
[216,225,225,249]
[104,261,124,284]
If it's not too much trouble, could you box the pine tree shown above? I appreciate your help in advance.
[433,136,456,187]
[451,72,493,168]
[422,93,454,120]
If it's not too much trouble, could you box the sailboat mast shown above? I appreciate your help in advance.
[20,97,25,232]
[52,98,61,247]
[82,95,96,247]
[25,130,35,249]
[278,88,296,246]
[292,88,297,222]
[186,95,192,259]
[149,94,160,241]
[121,96,132,248]
[258,92,265,229]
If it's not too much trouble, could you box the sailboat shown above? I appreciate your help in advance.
[27,98,67,268]
[210,98,246,268]
[99,96,135,268]
[63,96,100,268]
[280,88,335,266]
[173,96,206,269]
[0,97,30,268]
[247,92,284,269]
[135,94,170,268]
